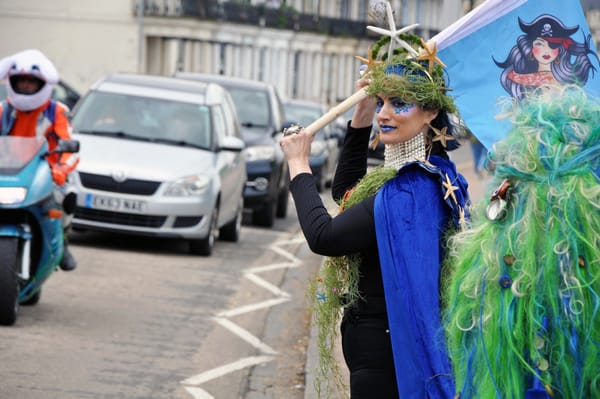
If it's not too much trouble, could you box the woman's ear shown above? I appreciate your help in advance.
[424,109,439,125]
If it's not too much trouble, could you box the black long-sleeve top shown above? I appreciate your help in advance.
[289,124,385,309]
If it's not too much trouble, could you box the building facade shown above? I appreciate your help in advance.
[0,0,597,106]
[0,0,463,105]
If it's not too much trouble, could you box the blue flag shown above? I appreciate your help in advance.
[434,0,600,149]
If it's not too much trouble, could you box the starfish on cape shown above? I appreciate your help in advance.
[442,173,459,203]
[430,125,455,148]
[366,1,419,60]
[354,46,384,77]
[417,38,446,74]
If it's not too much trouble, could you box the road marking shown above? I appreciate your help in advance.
[244,272,292,297]
[212,316,278,354]
[183,386,214,399]
[216,297,291,318]
[181,355,275,386]
[182,232,305,397]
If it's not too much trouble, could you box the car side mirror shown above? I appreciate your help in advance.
[219,136,245,152]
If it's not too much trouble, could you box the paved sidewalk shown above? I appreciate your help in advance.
[303,146,493,398]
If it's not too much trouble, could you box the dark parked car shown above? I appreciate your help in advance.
[0,78,81,110]
[176,72,289,227]
[283,99,342,192]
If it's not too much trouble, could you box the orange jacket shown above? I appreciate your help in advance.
[0,99,79,185]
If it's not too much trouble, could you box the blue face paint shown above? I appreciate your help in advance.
[375,97,415,114]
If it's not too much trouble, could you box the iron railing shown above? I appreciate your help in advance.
[140,0,370,38]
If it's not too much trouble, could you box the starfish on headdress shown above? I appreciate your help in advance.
[430,125,455,148]
[354,47,384,77]
[366,1,419,60]
[442,173,459,203]
[416,38,446,74]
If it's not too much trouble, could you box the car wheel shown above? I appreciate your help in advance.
[276,183,289,218]
[189,206,218,256]
[253,199,276,227]
[219,197,242,242]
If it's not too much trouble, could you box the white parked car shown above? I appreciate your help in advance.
[70,73,246,256]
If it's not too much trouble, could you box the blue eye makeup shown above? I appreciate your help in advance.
[375,97,384,113]
[375,97,415,114]
[390,98,414,114]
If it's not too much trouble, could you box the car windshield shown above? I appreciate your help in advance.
[72,91,212,149]
[284,103,321,126]
[284,103,326,140]
[225,88,270,128]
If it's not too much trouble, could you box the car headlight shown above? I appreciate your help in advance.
[164,175,211,197]
[245,145,275,162]
[0,187,27,204]
[310,141,326,156]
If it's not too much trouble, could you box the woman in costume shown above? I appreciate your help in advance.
[279,33,469,398]
[443,85,600,398]
[494,14,597,100]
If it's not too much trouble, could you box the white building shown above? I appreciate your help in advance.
[1,0,597,105]
[0,0,464,106]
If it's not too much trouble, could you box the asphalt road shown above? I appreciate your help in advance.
[0,141,489,399]
[0,205,324,399]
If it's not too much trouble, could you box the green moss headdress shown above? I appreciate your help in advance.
[364,33,457,114]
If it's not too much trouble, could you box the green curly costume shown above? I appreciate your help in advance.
[442,86,600,398]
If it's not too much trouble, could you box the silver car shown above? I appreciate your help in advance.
[70,73,246,256]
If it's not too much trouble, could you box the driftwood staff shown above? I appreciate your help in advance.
[283,87,368,136]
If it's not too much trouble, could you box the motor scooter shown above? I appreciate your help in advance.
[0,135,79,325]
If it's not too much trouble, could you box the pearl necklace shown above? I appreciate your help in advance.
[384,131,427,170]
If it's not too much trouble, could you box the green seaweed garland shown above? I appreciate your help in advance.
[308,166,398,398]
[365,34,457,114]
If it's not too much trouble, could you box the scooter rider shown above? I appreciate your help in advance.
[0,49,79,271]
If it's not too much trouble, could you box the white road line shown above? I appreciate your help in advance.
[182,232,305,398]
[244,272,292,298]
[215,297,291,318]
[181,355,275,386]
[183,386,214,399]
[212,316,278,355]
[246,262,300,273]
[269,243,303,263]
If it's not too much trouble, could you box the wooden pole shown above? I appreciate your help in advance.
[303,87,368,136]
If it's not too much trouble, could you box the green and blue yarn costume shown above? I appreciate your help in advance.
[443,86,600,399]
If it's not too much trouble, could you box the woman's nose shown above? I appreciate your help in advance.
[377,102,392,120]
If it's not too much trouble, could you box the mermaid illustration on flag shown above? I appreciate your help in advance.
[495,13,598,100]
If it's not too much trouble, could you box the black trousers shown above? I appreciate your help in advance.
[340,307,399,399]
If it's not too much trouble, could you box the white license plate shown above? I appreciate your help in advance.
[84,194,147,213]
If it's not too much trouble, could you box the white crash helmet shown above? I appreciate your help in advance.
[0,49,59,111]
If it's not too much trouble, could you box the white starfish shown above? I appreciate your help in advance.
[366,1,419,60]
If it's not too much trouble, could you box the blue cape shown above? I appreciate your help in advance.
[374,155,470,398]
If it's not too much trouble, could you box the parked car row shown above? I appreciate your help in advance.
[175,72,290,227]
[0,72,342,256]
